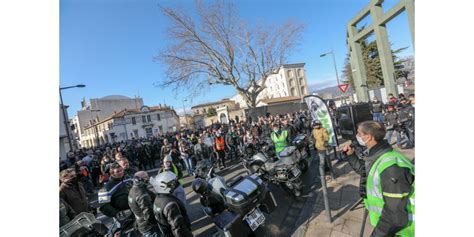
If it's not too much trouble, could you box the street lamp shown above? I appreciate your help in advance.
[60,84,86,152]
[320,49,340,86]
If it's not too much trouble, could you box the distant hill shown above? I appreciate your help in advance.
[309,84,354,99]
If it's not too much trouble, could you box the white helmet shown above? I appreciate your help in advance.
[150,171,179,194]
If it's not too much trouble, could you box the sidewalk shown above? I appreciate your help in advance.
[294,143,414,237]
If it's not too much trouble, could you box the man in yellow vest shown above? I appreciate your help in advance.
[342,121,414,237]
[271,122,290,155]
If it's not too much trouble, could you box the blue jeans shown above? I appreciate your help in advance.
[373,112,384,122]
[183,156,194,174]
[385,129,401,146]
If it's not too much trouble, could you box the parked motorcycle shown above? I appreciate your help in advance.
[292,134,312,173]
[60,212,109,237]
[107,209,142,237]
[243,141,304,197]
[192,164,277,237]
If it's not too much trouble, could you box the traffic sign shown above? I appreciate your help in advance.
[338,84,349,93]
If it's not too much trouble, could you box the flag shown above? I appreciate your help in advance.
[304,95,338,147]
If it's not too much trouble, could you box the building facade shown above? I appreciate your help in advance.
[81,105,179,148]
[60,104,70,160]
[231,63,309,108]
[191,99,238,116]
[73,95,144,148]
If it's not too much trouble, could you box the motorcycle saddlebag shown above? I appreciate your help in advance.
[60,212,108,237]
[223,174,266,215]
[259,190,278,214]
[212,210,252,237]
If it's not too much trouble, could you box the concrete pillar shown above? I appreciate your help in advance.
[403,0,415,48]
[348,26,369,102]
[371,4,398,97]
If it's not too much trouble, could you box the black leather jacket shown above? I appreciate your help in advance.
[128,183,157,233]
[153,193,193,237]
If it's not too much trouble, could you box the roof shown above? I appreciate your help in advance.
[100,95,133,100]
[260,96,302,105]
[191,99,234,109]
[83,106,177,129]
[282,63,306,68]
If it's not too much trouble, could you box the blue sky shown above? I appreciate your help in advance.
[60,0,413,117]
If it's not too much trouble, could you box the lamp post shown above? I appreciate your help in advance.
[183,99,189,129]
[60,84,85,152]
[320,49,341,86]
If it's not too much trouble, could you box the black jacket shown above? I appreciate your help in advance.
[98,176,133,217]
[193,143,211,161]
[384,111,399,130]
[128,183,158,233]
[370,101,384,113]
[283,124,297,141]
[346,141,414,237]
[60,198,76,227]
[153,193,193,237]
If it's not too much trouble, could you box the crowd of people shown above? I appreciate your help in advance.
[59,93,415,236]
[369,93,415,149]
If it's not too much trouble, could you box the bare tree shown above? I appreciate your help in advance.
[155,0,304,108]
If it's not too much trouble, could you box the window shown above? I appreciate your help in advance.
[147,115,151,122]
[301,86,306,94]
[158,125,163,132]
[157,114,161,121]
[142,116,146,123]
[145,127,153,138]
[133,130,139,138]
[299,78,304,85]
[132,117,136,125]
[289,79,294,87]
[291,88,295,96]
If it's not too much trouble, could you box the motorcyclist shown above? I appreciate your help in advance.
[128,171,160,236]
[271,122,290,155]
[384,103,402,148]
[151,171,193,237]
[225,126,238,161]
[282,118,297,141]
[191,178,225,216]
[98,162,134,230]
[159,155,186,205]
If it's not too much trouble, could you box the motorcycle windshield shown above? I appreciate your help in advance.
[278,146,297,158]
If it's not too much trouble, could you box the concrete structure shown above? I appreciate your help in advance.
[346,0,414,102]
[81,105,179,148]
[231,63,309,108]
[74,95,144,148]
[191,99,238,116]
[59,104,71,160]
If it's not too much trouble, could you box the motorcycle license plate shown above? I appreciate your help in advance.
[292,167,301,177]
[244,207,265,231]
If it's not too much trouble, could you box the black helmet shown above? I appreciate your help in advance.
[192,178,210,195]
[312,120,322,127]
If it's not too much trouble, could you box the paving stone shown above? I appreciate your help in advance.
[305,223,332,237]
[330,230,352,237]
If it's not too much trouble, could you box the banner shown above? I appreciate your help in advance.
[304,95,338,147]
